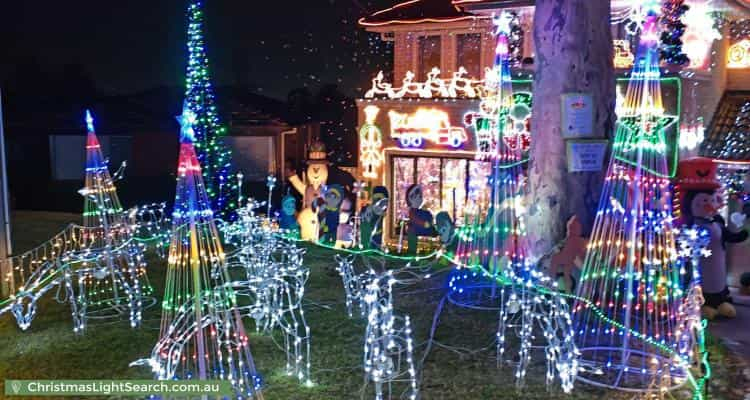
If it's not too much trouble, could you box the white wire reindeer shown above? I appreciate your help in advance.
[334,255,419,400]
[334,254,367,318]
[223,201,313,385]
[494,270,579,393]
[361,271,418,400]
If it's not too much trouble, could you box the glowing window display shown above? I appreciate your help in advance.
[393,157,415,233]
[442,159,467,223]
[417,156,442,212]
[391,156,491,235]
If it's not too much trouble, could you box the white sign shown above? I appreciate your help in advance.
[566,140,608,172]
[561,93,594,138]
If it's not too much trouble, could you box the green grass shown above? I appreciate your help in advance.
[0,211,735,399]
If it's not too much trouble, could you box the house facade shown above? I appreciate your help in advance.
[355,0,750,242]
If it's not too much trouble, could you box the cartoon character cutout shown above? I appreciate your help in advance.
[335,197,354,249]
[322,184,344,243]
[360,186,389,250]
[278,194,299,232]
[549,215,588,293]
[435,211,456,252]
[406,184,435,253]
[677,157,748,320]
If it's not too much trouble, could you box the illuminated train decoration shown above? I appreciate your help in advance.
[388,108,468,148]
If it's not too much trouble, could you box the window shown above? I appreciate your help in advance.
[456,33,482,78]
[418,36,442,79]
[390,156,491,235]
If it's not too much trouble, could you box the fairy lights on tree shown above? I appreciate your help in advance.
[572,8,692,391]
[135,104,262,398]
[183,0,237,219]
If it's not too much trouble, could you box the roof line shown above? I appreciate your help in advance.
[358,15,480,27]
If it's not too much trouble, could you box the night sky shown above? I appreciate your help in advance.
[0,0,396,99]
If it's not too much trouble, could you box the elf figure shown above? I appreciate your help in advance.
[678,157,748,320]
[279,194,300,232]
[406,184,434,253]
[335,197,354,249]
[322,184,344,243]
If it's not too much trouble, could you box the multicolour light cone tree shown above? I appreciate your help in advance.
[183,0,238,219]
[79,110,152,320]
[447,14,578,392]
[572,7,690,391]
[146,103,263,398]
[452,12,529,290]
[82,110,124,229]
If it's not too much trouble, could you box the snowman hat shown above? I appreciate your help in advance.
[306,141,330,165]
[676,157,720,191]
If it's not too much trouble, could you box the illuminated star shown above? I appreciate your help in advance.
[85,109,95,132]
[493,12,513,36]
[176,101,197,142]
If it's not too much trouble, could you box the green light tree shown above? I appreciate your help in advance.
[183,0,237,218]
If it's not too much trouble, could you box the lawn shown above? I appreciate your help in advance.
[0,211,742,399]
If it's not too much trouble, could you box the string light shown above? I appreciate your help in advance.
[132,104,263,398]
[334,254,418,400]
[223,200,313,387]
[183,1,238,220]
[0,112,168,332]
[573,12,694,392]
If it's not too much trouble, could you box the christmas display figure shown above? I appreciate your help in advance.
[288,141,329,241]
[435,211,456,253]
[183,1,238,220]
[676,157,747,320]
[360,186,388,249]
[136,104,263,398]
[322,184,344,243]
[405,184,435,254]
[335,197,354,249]
[549,215,588,294]
[573,8,693,391]
[279,194,300,232]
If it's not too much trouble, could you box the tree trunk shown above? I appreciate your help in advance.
[527,0,615,259]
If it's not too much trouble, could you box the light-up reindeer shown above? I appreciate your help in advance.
[361,271,418,400]
[223,206,313,386]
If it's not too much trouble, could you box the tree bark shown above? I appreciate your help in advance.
[527,0,615,259]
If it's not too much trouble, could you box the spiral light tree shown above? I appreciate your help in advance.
[137,103,263,399]
[572,6,692,392]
